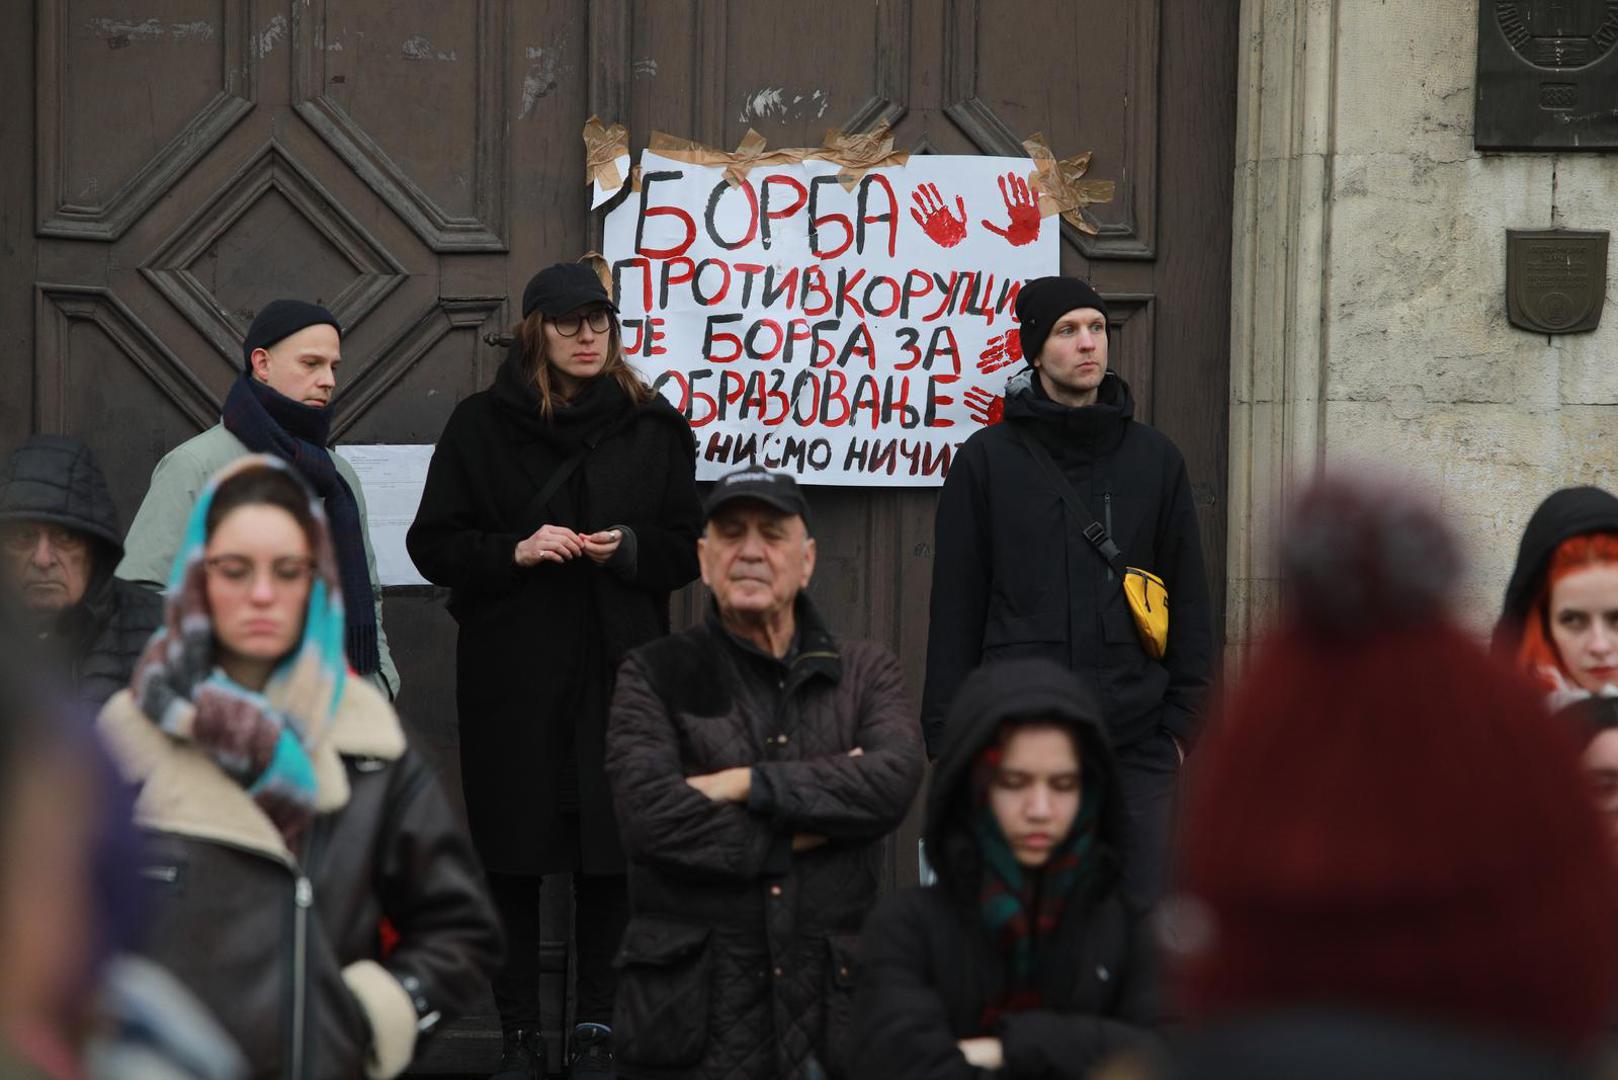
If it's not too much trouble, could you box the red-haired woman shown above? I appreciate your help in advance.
[1494,486,1618,708]
[407,262,702,1079]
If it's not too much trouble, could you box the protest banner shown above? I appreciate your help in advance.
[602,149,1059,485]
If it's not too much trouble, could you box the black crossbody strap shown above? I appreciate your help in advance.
[518,447,588,534]
[1010,423,1124,572]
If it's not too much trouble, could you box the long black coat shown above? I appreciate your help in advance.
[606,600,926,1079]
[850,658,1160,1080]
[406,361,702,875]
[922,370,1214,755]
[0,435,163,709]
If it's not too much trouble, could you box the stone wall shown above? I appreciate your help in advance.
[1228,0,1618,654]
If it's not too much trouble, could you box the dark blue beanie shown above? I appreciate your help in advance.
[242,300,342,371]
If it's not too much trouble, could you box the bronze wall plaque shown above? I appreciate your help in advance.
[1476,1,1618,150]
[1506,229,1609,333]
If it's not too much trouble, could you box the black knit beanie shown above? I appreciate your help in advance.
[1014,276,1108,366]
[241,300,342,371]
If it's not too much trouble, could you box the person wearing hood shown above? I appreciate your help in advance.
[850,657,1160,1080]
[116,300,400,701]
[1494,486,1618,710]
[406,261,703,1079]
[1168,474,1618,1080]
[923,276,1214,903]
[0,436,163,708]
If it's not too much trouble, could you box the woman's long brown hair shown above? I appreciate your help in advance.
[517,308,653,420]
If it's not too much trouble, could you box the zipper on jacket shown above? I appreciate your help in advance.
[291,874,313,1080]
[1103,491,1115,582]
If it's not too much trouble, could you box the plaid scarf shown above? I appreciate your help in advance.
[130,456,348,843]
[222,375,378,676]
[973,745,1100,1031]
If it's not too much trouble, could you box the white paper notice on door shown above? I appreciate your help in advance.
[334,444,435,588]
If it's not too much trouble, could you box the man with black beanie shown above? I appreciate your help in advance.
[922,275,1213,904]
[117,299,399,698]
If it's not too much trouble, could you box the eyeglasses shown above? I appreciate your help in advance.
[204,555,317,592]
[552,309,614,338]
[1,523,89,557]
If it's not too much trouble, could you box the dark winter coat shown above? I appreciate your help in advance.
[606,598,926,1080]
[0,435,163,709]
[1492,486,1618,656]
[97,679,503,1080]
[1168,1011,1597,1080]
[850,657,1160,1080]
[922,370,1214,755]
[405,356,702,875]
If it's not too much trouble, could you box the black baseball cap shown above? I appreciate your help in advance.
[521,262,618,319]
[704,466,812,530]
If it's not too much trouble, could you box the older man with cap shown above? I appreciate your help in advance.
[117,299,398,698]
[605,465,924,1080]
[923,275,1214,906]
[0,435,163,708]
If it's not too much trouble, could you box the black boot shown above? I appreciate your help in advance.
[568,1022,614,1080]
[492,1027,546,1080]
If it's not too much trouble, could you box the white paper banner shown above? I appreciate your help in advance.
[603,152,1057,485]
[334,444,434,587]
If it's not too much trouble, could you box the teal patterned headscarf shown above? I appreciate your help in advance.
[130,455,347,841]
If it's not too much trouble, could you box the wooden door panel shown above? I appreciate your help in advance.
[37,0,254,240]
[944,0,1159,259]
[292,0,509,251]
[141,142,408,367]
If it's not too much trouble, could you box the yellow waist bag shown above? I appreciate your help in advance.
[1013,426,1170,660]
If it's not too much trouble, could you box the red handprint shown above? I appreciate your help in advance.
[964,387,1005,426]
[978,327,1023,374]
[909,183,968,248]
[980,172,1041,246]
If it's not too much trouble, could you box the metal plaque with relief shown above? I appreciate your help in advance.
[1506,229,1609,333]
[1476,0,1618,149]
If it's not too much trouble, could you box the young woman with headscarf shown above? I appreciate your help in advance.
[96,456,501,1080]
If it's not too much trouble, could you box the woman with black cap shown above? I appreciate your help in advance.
[848,657,1161,1080]
[407,261,703,1080]
[1494,486,1618,709]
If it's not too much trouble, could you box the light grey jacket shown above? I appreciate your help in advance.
[116,424,399,699]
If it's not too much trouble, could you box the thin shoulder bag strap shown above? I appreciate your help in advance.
[517,447,589,534]
[1008,422,1124,573]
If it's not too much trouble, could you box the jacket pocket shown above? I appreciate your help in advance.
[982,607,1067,663]
[612,917,713,1067]
[821,933,862,1079]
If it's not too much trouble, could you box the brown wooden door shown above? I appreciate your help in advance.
[4,1,1235,1071]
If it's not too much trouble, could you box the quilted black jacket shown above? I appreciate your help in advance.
[0,435,163,707]
[605,598,925,1079]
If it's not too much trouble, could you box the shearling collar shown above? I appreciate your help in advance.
[97,677,405,865]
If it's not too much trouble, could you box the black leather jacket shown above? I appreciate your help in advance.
[98,681,502,1080]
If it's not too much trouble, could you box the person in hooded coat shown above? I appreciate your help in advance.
[850,657,1159,1080]
[922,277,1213,904]
[406,261,703,1078]
[0,436,163,709]
[1494,486,1618,709]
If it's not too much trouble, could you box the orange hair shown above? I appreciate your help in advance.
[1517,533,1618,691]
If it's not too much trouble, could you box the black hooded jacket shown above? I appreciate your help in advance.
[0,436,163,708]
[1492,486,1618,656]
[922,370,1213,755]
[849,658,1160,1080]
